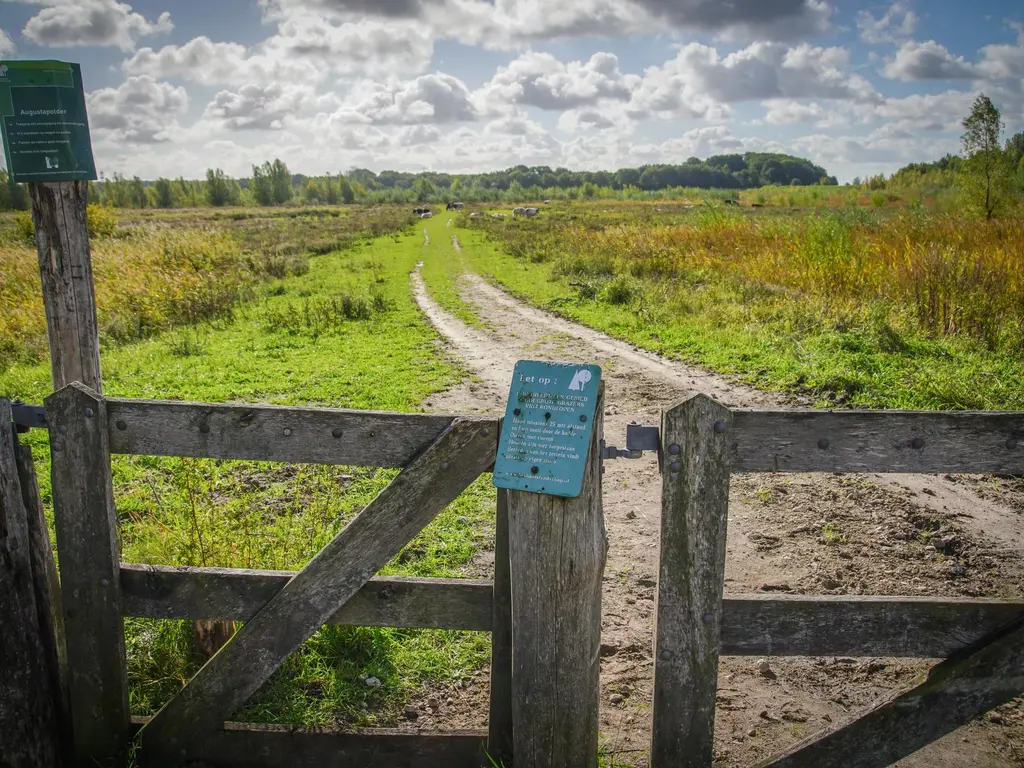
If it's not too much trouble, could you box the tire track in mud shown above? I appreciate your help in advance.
[408,233,1024,766]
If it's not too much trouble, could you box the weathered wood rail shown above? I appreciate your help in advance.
[651,394,1024,768]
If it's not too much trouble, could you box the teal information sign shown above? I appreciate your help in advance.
[493,360,602,498]
[0,60,97,183]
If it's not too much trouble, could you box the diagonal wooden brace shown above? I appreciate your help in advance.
[137,417,496,764]
[756,613,1024,768]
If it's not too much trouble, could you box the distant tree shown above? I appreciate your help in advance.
[206,168,233,207]
[250,163,274,206]
[412,177,436,202]
[580,181,599,199]
[270,159,293,204]
[153,177,175,208]
[959,94,1014,219]
[1006,131,1024,165]
[324,176,339,205]
[339,175,355,204]
[0,170,29,210]
[129,176,148,208]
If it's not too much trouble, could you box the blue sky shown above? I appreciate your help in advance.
[1,0,1022,182]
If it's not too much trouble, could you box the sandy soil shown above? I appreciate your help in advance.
[404,236,1024,767]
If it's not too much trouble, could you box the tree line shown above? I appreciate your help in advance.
[0,152,835,211]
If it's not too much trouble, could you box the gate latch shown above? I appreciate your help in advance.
[602,424,660,460]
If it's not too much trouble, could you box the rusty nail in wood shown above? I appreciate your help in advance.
[818,438,830,450]
[714,420,727,433]
[911,437,925,450]
[668,443,681,455]
[332,428,343,438]
[84,407,94,418]
[116,420,127,430]
[1007,438,1019,450]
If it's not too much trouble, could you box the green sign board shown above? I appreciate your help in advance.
[0,60,97,183]
[493,360,602,498]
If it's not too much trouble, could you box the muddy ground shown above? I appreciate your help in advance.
[404,237,1024,766]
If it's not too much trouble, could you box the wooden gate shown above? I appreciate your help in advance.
[651,394,1024,768]
[41,382,515,767]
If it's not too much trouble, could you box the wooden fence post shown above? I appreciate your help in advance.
[0,399,65,767]
[487,487,514,764]
[30,181,103,393]
[650,394,733,768]
[507,388,607,768]
[46,383,129,765]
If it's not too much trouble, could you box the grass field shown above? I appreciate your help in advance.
[1,206,498,729]
[455,200,1024,411]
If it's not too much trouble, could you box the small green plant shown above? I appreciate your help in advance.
[870,191,886,208]
[600,275,638,306]
[754,486,772,503]
[821,522,845,544]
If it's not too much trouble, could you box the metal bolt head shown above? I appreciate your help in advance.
[531,466,539,475]
[670,460,682,472]
[817,438,830,450]
[580,414,587,423]
[713,420,727,434]
[52,442,64,452]
[99,579,109,587]
[199,423,210,434]
[283,428,292,436]
[440,461,450,470]
[513,408,521,416]
[1007,438,1019,450]
[660,649,672,661]
[332,427,343,439]
[84,407,94,418]
[703,613,714,624]
[668,443,681,455]
[544,412,552,420]
[116,420,127,431]
[58,424,67,435]
[482,428,490,436]
[911,437,925,450]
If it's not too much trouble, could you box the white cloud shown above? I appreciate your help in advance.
[0,28,16,56]
[762,98,825,124]
[857,1,917,45]
[882,40,979,81]
[86,75,187,144]
[22,0,172,52]
[203,84,314,131]
[329,73,477,125]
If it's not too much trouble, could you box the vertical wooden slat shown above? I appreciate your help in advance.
[507,387,607,768]
[488,487,514,764]
[30,180,103,394]
[46,383,129,765]
[0,400,64,767]
[651,394,733,768]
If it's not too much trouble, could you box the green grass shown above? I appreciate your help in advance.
[3,218,499,728]
[453,218,1024,411]
[416,215,488,327]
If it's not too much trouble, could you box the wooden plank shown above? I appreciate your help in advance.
[130,718,487,768]
[721,594,1024,658]
[487,487,513,764]
[731,409,1024,474]
[138,417,497,761]
[104,398,496,468]
[508,386,607,768]
[30,180,103,393]
[16,442,72,760]
[0,401,64,767]
[120,564,493,631]
[651,394,733,768]
[45,383,129,764]
[756,615,1024,768]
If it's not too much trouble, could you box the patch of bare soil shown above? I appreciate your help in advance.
[405,252,1024,766]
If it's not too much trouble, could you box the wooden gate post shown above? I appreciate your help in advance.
[651,394,733,768]
[30,181,103,393]
[0,399,65,767]
[507,389,608,768]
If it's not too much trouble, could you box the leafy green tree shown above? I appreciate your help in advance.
[339,176,355,204]
[270,159,293,204]
[250,163,274,206]
[153,177,175,208]
[129,176,148,208]
[206,168,234,207]
[324,176,339,204]
[412,177,436,202]
[959,94,1014,219]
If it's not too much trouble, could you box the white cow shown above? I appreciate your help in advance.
[512,207,527,216]
[421,211,434,219]
[469,211,483,218]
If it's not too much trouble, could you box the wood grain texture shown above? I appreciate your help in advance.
[508,387,607,768]
[0,402,64,768]
[45,383,129,764]
[120,564,493,631]
[731,409,1024,474]
[130,719,487,768]
[30,181,102,393]
[721,594,1024,657]
[16,442,71,761]
[137,418,497,763]
[756,615,1024,768]
[105,398,497,468]
[487,487,513,763]
[651,394,733,768]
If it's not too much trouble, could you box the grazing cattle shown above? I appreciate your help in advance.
[524,207,539,217]
[491,213,507,219]
[469,211,483,218]
[413,207,431,215]
[421,211,434,219]
[543,199,551,204]
[446,202,465,211]
[512,207,527,216]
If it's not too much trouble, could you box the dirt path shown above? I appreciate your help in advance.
[409,231,1024,766]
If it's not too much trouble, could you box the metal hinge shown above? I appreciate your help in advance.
[602,424,660,460]
[10,401,47,433]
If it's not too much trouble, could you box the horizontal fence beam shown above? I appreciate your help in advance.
[120,564,493,632]
[722,594,1024,658]
[129,718,487,768]
[106,398,499,468]
[123,567,1024,657]
[731,409,1024,474]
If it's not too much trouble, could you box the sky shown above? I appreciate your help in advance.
[0,0,1022,183]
